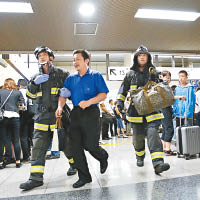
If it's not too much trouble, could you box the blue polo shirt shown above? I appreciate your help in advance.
[63,68,109,106]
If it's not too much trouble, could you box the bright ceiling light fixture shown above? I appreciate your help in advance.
[0,2,33,13]
[135,9,200,21]
[79,3,95,16]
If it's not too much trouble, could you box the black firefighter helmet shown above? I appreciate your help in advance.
[34,46,55,60]
[131,45,153,71]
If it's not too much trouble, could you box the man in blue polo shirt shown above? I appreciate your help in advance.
[56,49,109,188]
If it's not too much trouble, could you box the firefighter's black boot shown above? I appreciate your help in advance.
[19,180,43,190]
[155,163,170,174]
[136,158,144,167]
[67,163,77,176]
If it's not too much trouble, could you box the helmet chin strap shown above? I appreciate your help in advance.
[39,61,54,74]
[39,61,48,65]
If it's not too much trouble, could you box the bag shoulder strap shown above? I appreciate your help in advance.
[143,80,156,91]
[0,90,14,109]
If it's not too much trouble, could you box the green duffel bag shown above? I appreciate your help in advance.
[131,80,175,115]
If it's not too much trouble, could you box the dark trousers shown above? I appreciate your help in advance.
[101,115,109,139]
[70,106,108,181]
[109,117,117,136]
[30,127,73,181]
[20,111,34,160]
[0,121,5,162]
[132,120,164,167]
[176,118,193,127]
[194,112,200,126]
[161,107,174,142]
[0,117,21,161]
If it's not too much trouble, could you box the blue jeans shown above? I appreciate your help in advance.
[116,118,124,129]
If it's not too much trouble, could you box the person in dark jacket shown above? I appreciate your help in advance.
[19,46,76,191]
[117,45,170,174]
[0,78,25,169]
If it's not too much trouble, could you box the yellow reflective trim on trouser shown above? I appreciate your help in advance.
[117,94,126,101]
[136,150,145,156]
[68,158,74,164]
[152,156,164,160]
[30,166,44,173]
[51,88,60,95]
[151,152,164,160]
[34,123,56,132]
[50,124,56,132]
[130,85,137,91]
[31,166,44,168]
[26,89,37,99]
[126,116,143,123]
[146,113,164,123]
[37,92,42,97]
[34,123,49,131]
[30,170,44,173]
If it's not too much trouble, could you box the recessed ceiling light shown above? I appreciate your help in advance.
[187,56,200,59]
[0,2,33,13]
[157,55,172,58]
[79,3,95,17]
[135,9,200,21]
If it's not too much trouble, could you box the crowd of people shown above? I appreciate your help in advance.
[0,45,200,191]
[0,78,34,169]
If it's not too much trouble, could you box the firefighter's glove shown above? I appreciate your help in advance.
[60,88,71,98]
[34,74,49,85]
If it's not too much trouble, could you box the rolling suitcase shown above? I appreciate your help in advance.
[176,102,200,160]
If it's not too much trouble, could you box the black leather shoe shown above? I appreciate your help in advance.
[102,137,112,140]
[16,163,22,168]
[72,179,92,188]
[19,180,43,190]
[137,159,144,167]
[0,164,4,169]
[100,154,108,174]
[155,163,170,174]
[67,165,77,176]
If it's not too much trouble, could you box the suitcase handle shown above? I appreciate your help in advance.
[179,100,187,127]
[179,100,193,127]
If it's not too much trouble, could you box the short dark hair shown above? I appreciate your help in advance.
[109,99,113,104]
[127,96,131,101]
[161,70,171,77]
[179,70,188,77]
[73,49,90,61]
[171,85,177,91]
[17,79,27,87]
[196,87,200,92]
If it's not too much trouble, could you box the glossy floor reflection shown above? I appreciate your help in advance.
[0,137,200,200]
